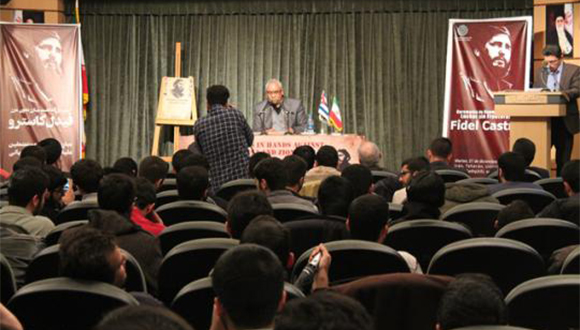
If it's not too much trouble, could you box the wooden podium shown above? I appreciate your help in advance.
[494,91,567,171]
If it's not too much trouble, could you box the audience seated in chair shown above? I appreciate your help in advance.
[274,290,373,330]
[70,159,104,203]
[176,165,219,205]
[440,181,499,215]
[358,140,385,171]
[240,215,295,277]
[95,305,193,330]
[131,178,165,236]
[316,176,355,221]
[20,145,47,165]
[255,157,318,212]
[436,274,507,330]
[512,138,550,179]
[226,190,273,239]
[93,173,162,297]
[493,200,535,231]
[138,156,169,191]
[39,165,68,222]
[293,145,316,171]
[427,137,465,173]
[537,160,579,226]
[59,226,160,305]
[487,152,542,195]
[301,145,341,197]
[392,156,431,204]
[175,153,228,209]
[398,171,445,221]
[348,194,422,273]
[112,157,139,177]
[0,224,44,287]
[171,149,194,175]
[0,167,54,237]
[283,155,316,203]
[210,244,286,330]
[341,164,374,199]
[37,138,62,167]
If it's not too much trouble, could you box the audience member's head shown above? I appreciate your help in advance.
[373,175,402,202]
[206,85,230,106]
[179,154,210,171]
[274,290,373,330]
[512,138,536,167]
[317,176,354,218]
[254,158,288,192]
[283,155,308,192]
[497,152,526,182]
[348,194,389,242]
[357,141,382,169]
[98,173,135,216]
[495,200,534,230]
[138,156,169,189]
[171,149,194,174]
[562,160,579,196]
[227,191,273,239]
[293,145,316,170]
[249,152,271,178]
[212,244,285,330]
[37,138,62,165]
[95,306,194,330]
[427,137,453,163]
[134,177,157,214]
[315,145,339,168]
[176,166,209,201]
[20,145,46,164]
[436,274,507,330]
[42,164,67,205]
[406,170,445,207]
[341,164,373,198]
[70,159,104,194]
[12,156,43,172]
[240,215,293,270]
[59,226,126,287]
[8,167,49,213]
[399,156,430,186]
[113,157,138,177]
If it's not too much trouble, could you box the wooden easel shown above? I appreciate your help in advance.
[151,42,197,156]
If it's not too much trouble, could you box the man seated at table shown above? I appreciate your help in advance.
[253,79,307,134]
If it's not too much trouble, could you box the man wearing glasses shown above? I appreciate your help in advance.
[252,79,307,134]
[534,45,580,175]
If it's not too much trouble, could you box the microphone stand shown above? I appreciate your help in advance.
[284,110,294,135]
[259,110,268,135]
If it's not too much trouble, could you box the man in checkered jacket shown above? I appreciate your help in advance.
[193,85,254,193]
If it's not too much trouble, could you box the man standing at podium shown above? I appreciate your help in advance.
[253,79,307,134]
[534,45,580,175]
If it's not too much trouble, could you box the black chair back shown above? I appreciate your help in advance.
[384,219,473,270]
[505,275,580,330]
[435,169,470,183]
[523,169,543,183]
[158,178,177,193]
[371,170,398,183]
[156,200,228,226]
[283,218,350,258]
[215,178,257,201]
[7,277,138,330]
[292,240,410,285]
[55,201,99,225]
[427,238,545,294]
[159,221,229,256]
[155,190,180,209]
[1,254,17,305]
[534,178,567,199]
[492,188,556,214]
[561,246,580,274]
[272,203,319,223]
[495,218,580,262]
[158,238,238,305]
[456,177,499,185]
[441,202,505,237]
[44,220,88,246]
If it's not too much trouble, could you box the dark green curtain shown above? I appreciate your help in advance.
[67,0,532,170]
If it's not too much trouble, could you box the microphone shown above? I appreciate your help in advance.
[284,108,294,135]
[259,108,268,135]
[293,252,322,294]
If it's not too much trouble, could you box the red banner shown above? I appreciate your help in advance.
[443,18,532,176]
[0,24,82,172]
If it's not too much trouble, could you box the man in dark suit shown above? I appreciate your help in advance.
[253,79,307,134]
[533,45,580,175]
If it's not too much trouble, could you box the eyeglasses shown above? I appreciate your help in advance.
[399,170,410,177]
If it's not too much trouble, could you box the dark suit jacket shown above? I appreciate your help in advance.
[533,62,580,134]
[252,98,307,133]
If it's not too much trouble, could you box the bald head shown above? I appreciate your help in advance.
[358,141,381,169]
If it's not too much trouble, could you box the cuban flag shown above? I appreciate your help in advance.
[318,91,330,124]
[329,96,343,132]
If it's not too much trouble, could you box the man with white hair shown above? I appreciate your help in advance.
[253,79,307,134]
[358,141,383,171]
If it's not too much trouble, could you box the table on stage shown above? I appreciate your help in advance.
[179,133,365,162]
